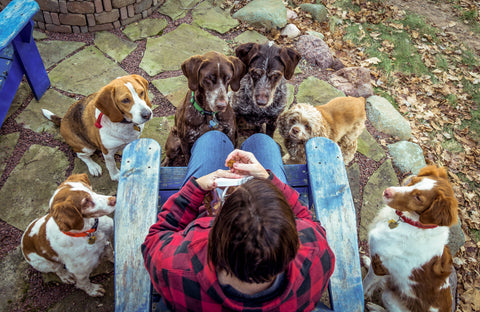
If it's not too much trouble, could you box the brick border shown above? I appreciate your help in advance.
[0,0,164,33]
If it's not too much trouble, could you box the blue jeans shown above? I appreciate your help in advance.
[182,131,287,185]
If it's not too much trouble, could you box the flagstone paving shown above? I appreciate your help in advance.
[0,1,465,311]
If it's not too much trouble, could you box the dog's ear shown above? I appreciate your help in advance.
[131,74,152,108]
[95,85,124,122]
[419,190,458,227]
[182,55,204,91]
[235,42,260,66]
[228,56,247,92]
[279,47,301,80]
[417,165,448,179]
[65,173,91,186]
[51,199,84,232]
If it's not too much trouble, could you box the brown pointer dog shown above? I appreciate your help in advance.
[162,51,246,166]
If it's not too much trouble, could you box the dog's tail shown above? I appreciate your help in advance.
[41,109,62,126]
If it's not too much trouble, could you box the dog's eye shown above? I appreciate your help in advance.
[139,91,144,98]
[223,75,231,84]
[122,98,130,104]
[269,73,281,82]
[305,124,311,131]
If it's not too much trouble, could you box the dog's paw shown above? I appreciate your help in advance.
[366,302,387,312]
[83,283,105,297]
[109,171,120,181]
[362,255,371,268]
[87,162,102,177]
[57,270,76,284]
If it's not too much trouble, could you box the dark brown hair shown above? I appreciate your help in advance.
[207,178,299,283]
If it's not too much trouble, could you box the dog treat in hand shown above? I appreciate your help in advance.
[227,159,236,169]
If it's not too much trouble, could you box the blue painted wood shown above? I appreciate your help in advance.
[306,137,364,312]
[0,0,50,126]
[116,137,364,311]
[0,0,39,47]
[115,139,161,312]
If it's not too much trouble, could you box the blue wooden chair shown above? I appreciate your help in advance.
[0,0,50,126]
[115,137,364,311]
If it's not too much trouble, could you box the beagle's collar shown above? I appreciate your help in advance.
[95,112,140,131]
[391,210,438,229]
[190,92,219,129]
[62,218,99,237]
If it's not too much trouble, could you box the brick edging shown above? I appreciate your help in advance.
[0,0,165,33]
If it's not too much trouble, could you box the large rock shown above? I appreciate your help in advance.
[388,141,426,175]
[299,3,328,23]
[192,1,239,34]
[232,0,287,30]
[0,145,69,230]
[140,24,230,76]
[360,159,399,241]
[328,67,374,98]
[366,96,412,140]
[296,77,345,106]
[49,46,127,96]
[295,35,333,69]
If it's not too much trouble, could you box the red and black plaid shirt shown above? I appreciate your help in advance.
[142,172,335,312]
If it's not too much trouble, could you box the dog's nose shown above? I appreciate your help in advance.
[216,100,227,111]
[141,109,152,120]
[291,127,299,135]
[108,197,117,206]
[383,188,393,199]
[255,95,268,106]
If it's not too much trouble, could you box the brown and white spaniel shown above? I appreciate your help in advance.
[363,165,458,312]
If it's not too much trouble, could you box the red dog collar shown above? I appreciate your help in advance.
[95,113,103,129]
[62,218,99,237]
[395,211,438,229]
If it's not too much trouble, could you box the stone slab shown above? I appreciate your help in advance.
[4,83,31,121]
[0,132,20,178]
[36,40,86,69]
[122,18,168,41]
[192,1,239,34]
[15,89,76,138]
[233,30,269,44]
[158,0,201,20]
[357,129,386,162]
[49,46,128,96]
[151,75,188,108]
[72,157,118,196]
[141,115,175,160]
[0,247,30,311]
[94,31,137,63]
[0,145,69,231]
[140,24,230,76]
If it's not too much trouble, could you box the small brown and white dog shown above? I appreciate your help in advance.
[42,74,152,181]
[363,165,458,312]
[162,51,246,166]
[278,97,366,164]
[231,42,301,137]
[21,174,116,297]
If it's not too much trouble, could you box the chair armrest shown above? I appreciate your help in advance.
[306,137,364,312]
[0,0,39,48]
[115,138,161,312]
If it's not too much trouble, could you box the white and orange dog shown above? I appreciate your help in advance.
[21,174,116,297]
[278,97,366,164]
[363,165,458,312]
[42,74,152,180]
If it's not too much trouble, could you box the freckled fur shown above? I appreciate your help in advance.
[21,174,116,297]
[278,97,366,165]
[231,42,301,137]
[162,51,246,166]
[363,165,458,312]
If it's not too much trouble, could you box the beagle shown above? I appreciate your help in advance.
[21,174,116,297]
[42,74,152,181]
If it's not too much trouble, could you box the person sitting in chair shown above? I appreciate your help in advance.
[142,131,335,311]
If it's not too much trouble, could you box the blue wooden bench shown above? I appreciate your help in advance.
[0,0,50,126]
[115,137,364,312]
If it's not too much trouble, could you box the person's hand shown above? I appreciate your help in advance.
[195,169,243,191]
[225,149,269,179]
